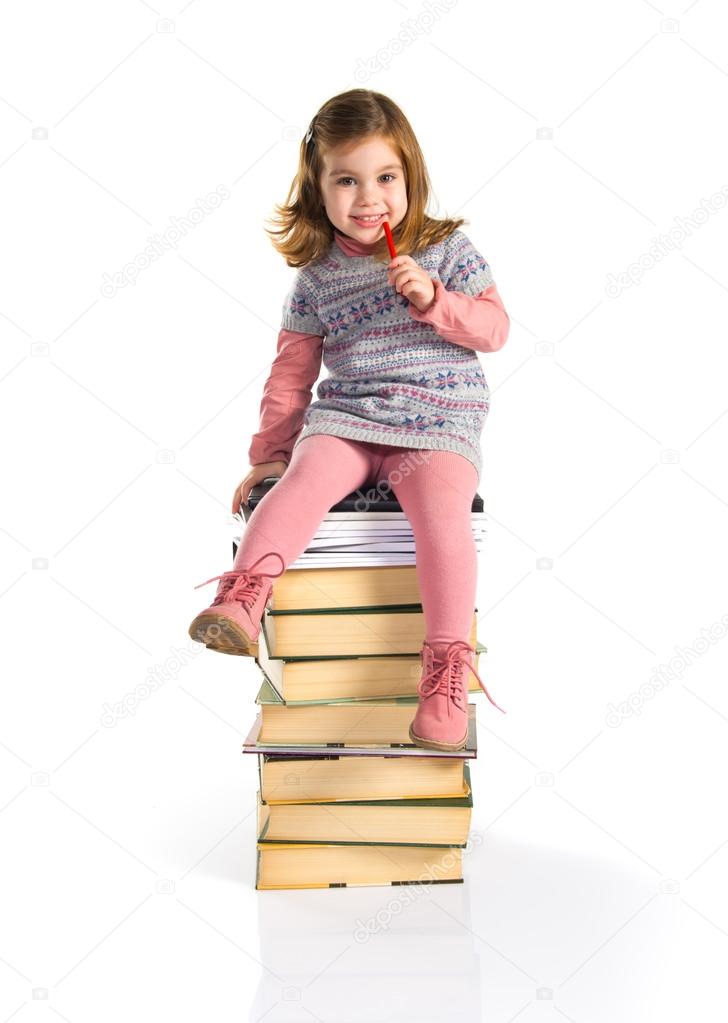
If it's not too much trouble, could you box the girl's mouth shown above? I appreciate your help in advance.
[351,214,385,227]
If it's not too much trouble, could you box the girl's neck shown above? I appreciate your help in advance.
[333,227,381,258]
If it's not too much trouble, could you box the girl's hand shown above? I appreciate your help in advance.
[387,255,436,313]
[232,460,288,513]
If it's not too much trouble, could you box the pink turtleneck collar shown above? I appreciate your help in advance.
[333,227,382,258]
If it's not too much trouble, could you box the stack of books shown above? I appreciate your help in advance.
[233,477,489,891]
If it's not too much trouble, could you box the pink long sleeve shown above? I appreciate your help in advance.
[407,279,510,353]
[247,327,324,467]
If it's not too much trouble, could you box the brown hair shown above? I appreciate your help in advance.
[264,89,467,268]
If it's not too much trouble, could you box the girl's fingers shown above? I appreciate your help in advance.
[390,266,422,286]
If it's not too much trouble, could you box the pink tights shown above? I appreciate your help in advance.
[232,435,480,650]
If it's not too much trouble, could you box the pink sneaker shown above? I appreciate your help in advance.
[188,551,285,657]
[409,640,506,751]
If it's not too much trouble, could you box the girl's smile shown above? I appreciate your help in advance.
[319,135,408,241]
[350,212,387,228]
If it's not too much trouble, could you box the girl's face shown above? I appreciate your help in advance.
[318,135,408,242]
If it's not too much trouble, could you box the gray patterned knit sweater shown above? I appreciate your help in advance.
[279,228,507,479]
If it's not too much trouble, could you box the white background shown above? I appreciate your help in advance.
[2,0,727,1020]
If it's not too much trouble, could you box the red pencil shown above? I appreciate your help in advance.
[383,220,397,259]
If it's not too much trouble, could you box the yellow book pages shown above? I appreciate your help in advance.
[261,754,467,803]
[266,609,477,658]
[259,702,416,745]
[256,842,463,889]
[257,792,472,845]
[244,704,478,758]
[271,564,421,610]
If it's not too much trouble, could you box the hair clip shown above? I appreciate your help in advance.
[305,119,315,144]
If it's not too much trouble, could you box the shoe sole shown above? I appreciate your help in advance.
[408,722,467,752]
[188,613,258,657]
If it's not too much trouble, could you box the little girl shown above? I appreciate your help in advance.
[189,88,510,752]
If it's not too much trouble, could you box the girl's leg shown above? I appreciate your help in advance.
[380,449,479,650]
[232,434,379,575]
[379,448,496,749]
[190,435,381,653]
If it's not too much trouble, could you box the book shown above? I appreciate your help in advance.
[244,477,484,514]
[258,751,469,803]
[234,514,486,565]
[243,703,478,758]
[258,604,479,659]
[256,761,472,846]
[246,562,449,612]
[255,840,464,889]
[255,637,487,704]
[233,477,486,570]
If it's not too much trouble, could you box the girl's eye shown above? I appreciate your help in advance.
[336,174,396,185]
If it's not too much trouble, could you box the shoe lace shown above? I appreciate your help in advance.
[418,640,506,715]
[193,550,285,608]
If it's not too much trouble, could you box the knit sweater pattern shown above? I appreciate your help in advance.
[279,229,497,477]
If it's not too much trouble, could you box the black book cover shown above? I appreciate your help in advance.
[241,476,485,520]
